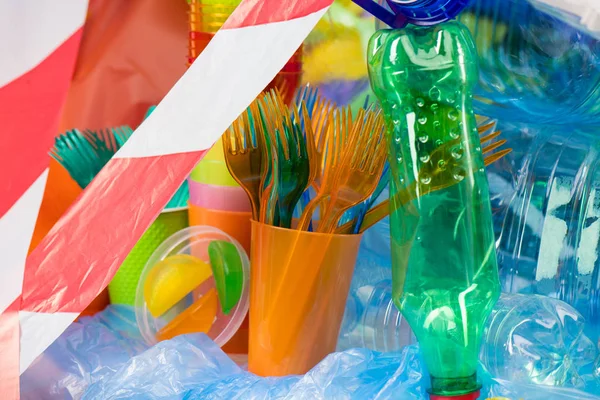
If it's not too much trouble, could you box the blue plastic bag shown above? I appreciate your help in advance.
[82,335,600,399]
[20,306,148,400]
[21,304,600,399]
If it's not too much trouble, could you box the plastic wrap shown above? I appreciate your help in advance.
[21,304,600,400]
[19,302,600,399]
[82,339,600,399]
[20,306,147,400]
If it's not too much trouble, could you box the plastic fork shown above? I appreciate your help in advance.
[294,85,319,119]
[274,104,311,228]
[317,108,388,233]
[223,101,264,220]
[297,105,351,231]
[298,94,336,229]
[50,126,133,189]
[255,90,313,228]
[336,132,512,234]
[257,91,284,225]
[350,162,390,233]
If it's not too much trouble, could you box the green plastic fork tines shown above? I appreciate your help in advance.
[258,91,311,229]
[50,127,133,189]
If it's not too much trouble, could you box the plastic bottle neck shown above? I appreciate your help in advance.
[429,373,481,399]
[429,390,481,400]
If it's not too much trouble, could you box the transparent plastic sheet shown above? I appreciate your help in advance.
[19,303,600,399]
[82,340,600,399]
[20,306,148,400]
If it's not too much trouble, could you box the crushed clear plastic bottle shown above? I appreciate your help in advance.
[339,281,597,390]
[482,292,597,389]
[338,279,415,352]
[485,120,600,343]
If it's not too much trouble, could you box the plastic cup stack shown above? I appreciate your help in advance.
[188,138,252,256]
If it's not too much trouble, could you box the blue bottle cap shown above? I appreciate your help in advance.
[352,0,469,28]
[386,0,470,26]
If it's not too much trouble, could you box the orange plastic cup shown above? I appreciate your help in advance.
[188,203,251,254]
[249,221,362,376]
[187,204,251,354]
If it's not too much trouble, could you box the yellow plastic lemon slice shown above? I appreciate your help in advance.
[144,254,213,317]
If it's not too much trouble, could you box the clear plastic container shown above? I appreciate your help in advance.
[458,0,600,124]
[338,280,415,352]
[135,226,249,347]
[485,121,600,342]
[482,292,597,388]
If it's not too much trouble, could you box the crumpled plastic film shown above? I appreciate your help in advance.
[81,338,600,400]
[20,303,600,399]
[20,306,147,400]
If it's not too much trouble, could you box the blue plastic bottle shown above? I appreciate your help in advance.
[458,0,600,125]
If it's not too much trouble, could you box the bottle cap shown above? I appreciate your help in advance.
[386,0,471,26]
[429,390,480,400]
[354,0,469,28]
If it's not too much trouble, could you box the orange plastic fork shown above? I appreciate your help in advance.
[317,108,388,233]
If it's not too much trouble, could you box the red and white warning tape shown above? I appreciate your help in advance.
[0,0,332,397]
[0,1,87,397]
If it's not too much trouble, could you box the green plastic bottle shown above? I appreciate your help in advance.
[367,22,500,399]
